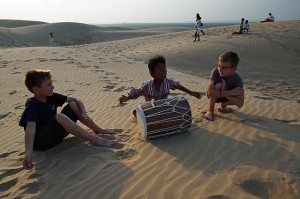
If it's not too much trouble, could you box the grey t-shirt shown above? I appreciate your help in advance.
[209,68,243,90]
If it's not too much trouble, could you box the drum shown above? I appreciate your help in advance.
[136,95,192,139]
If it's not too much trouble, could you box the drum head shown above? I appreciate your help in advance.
[136,104,147,139]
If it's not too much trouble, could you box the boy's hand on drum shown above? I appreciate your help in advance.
[191,91,201,99]
[119,95,129,104]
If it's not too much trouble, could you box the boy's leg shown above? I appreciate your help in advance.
[220,95,244,109]
[67,101,114,134]
[204,95,218,121]
[204,81,226,120]
[55,113,115,147]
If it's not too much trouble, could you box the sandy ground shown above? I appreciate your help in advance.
[0,20,300,199]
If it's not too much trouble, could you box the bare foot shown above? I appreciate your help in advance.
[203,111,214,121]
[92,137,116,147]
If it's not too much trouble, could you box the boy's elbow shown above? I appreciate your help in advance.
[237,99,244,108]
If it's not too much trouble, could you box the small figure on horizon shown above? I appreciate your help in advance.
[242,20,250,33]
[204,51,244,121]
[232,18,245,35]
[260,13,275,23]
[194,13,202,42]
[49,32,56,46]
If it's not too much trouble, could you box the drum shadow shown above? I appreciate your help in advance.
[148,122,299,176]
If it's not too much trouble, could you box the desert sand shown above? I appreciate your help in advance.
[0,20,300,199]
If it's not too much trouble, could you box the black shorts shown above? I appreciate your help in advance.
[215,97,229,103]
[34,104,78,150]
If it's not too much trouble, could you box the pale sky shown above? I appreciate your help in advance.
[1,0,300,24]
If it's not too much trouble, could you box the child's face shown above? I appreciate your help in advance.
[150,63,167,80]
[217,61,236,77]
[34,78,54,97]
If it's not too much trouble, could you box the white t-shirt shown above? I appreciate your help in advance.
[243,23,249,30]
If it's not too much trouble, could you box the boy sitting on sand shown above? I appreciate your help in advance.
[19,70,116,170]
[119,55,201,109]
[204,51,244,121]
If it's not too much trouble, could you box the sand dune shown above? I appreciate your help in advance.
[0,19,47,28]
[0,20,191,47]
[0,20,300,198]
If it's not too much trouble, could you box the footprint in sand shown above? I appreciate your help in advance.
[240,118,266,123]
[253,95,274,100]
[114,148,137,160]
[274,118,298,123]
[14,104,24,110]
[24,59,33,62]
[0,113,10,120]
[103,84,117,90]
[207,195,231,199]
[113,86,127,92]
[238,180,268,198]
[9,90,17,95]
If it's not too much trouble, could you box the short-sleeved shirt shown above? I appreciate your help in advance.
[243,23,249,30]
[209,68,243,90]
[128,77,181,101]
[19,93,67,133]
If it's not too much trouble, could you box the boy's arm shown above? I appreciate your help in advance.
[178,85,201,99]
[207,81,244,98]
[119,86,147,104]
[23,122,36,170]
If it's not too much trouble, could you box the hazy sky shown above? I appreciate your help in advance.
[1,0,300,24]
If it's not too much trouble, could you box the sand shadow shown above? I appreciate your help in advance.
[149,116,300,177]
[20,137,134,198]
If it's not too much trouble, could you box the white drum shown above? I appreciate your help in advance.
[136,96,192,139]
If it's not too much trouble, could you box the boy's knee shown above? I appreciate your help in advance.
[214,83,222,91]
[68,101,79,112]
[236,101,244,108]
[68,101,77,108]
[55,113,68,123]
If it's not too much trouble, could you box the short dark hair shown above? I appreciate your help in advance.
[219,51,240,67]
[25,70,52,93]
[148,55,166,72]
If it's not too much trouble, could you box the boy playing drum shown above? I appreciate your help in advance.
[119,55,201,108]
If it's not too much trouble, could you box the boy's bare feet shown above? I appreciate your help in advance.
[218,107,233,114]
[92,137,116,147]
[203,111,214,121]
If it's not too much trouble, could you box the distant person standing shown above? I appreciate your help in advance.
[49,32,56,46]
[260,13,275,23]
[242,20,250,33]
[232,18,245,35]
[194,13,202,42]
